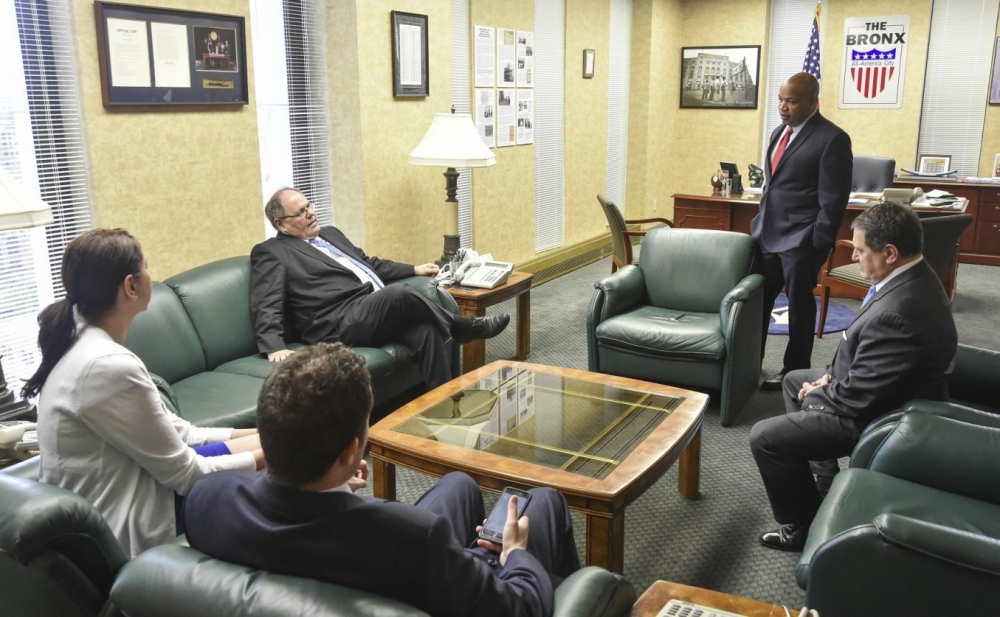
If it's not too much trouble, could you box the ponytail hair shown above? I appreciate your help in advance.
[21,229,144,399]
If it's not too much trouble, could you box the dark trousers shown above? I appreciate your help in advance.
[749,368,863,526]
[335,285,465,389]
[414,472,581,588]
[759,245,826,372]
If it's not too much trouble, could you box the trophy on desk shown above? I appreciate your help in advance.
[748,163,764,188]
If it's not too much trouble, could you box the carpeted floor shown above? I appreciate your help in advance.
[360,258,999,607]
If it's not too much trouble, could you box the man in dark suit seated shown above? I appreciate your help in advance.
[752,72,853,390]
[184,343,581,617]
[251,188,509,389]
[750,202,957,552]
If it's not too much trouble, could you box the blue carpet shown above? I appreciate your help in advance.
[768,293,855,336]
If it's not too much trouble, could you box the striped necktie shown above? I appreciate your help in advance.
[308,237,385,290]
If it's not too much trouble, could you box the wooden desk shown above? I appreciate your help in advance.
[672,192,968,299]
[446,271,533,373]
[630,581,788,617]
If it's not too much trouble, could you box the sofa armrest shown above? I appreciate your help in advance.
[949,344,1000,410]
[390,275,460,314]
[591,266,645,324]
[867,412,1000,504]
[553,566,636,617]
[873,513,1000,576]
[0,456,39,480]
[719,273,764,339]
[149,371,181,416]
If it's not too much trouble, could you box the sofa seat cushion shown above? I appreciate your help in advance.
[595,307,725,362]
[214,344,414,382]
[171,373,265,429]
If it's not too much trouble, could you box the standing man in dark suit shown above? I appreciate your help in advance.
[751,72,853,390]
[185,343,581,617]
[750,202,957,551]
[250,188,508,390]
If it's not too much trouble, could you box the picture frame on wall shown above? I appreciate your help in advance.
[391,10,429,98]
[583,49,595,78]
[680,45,760,109]
[993,154,1000,178]
[990,37,1000,104]
[94,1,249,106]
[917,154,952,175]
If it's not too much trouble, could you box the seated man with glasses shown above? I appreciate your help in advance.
[250,188,508,389]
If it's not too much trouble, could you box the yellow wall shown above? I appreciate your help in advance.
[72,0,262,280]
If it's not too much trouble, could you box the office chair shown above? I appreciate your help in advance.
[851,155,895,192]
[816,213,972,338]
[597,194,673,273]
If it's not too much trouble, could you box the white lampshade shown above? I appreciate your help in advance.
[0,165,53,231]
[409,112,496,168]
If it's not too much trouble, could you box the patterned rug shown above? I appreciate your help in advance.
[768,292,855,336]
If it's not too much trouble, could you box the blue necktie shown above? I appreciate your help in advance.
[308,238,384,290]
[861,285,877,307]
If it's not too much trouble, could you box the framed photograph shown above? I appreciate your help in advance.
[391,11,429,97]
[993,154,1000,178]
[583,49,595,79]
[918,154,952,175]
[680,46,760,109]
[94,1,248,106]
[990,37,1000,104]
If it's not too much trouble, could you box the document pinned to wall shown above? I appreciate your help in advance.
[516,31,533,88]
[107,17,151,87]
[515,90,533,145]
[497,28,516,88]
[150,22,190,88]
[496,88,516,147]
[474,25,495,87]
[475,88,496,148]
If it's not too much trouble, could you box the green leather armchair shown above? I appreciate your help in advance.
[797,411,1000,616]
[104,545,636,617]
[587,227,764,426]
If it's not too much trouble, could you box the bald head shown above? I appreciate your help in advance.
[777,73,819,127]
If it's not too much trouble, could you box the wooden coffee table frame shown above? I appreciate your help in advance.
[369,361,707,574]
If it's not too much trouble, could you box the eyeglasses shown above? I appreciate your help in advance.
[279,203,314,221]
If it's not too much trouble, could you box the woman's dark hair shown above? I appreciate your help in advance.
[21,229,144,398]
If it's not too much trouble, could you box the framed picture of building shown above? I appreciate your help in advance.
[680,46,760,109]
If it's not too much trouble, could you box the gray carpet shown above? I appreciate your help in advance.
[362,259,1000,607]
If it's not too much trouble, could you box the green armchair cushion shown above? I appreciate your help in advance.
[123,283,206,384]
[949,343,1000,413]
[595,307,726,362]
[170,372,267,428]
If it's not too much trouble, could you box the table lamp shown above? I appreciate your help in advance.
[0,164,53,421]
[409,107,495,265]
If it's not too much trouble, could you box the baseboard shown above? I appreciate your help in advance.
[516,231,639,286]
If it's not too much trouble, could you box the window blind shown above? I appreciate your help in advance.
[0,0,93,388]
[534,0,565,253]
[606,0,632,208]
[916,0,999,176]
[762,0,826,163]
[451,0,472,247]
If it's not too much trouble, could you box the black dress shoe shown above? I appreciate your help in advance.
[758,524,808,552]
[760,372,786,391]
[457,314,510,343]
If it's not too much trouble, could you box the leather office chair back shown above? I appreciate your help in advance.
[598,194,630,271]
[0,474,128,617]
[919,213,973,287]
[851,155,896,192]
[639,227,757,313]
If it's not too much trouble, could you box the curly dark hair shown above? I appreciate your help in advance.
[256,343,372,486]
[851,201,923,257]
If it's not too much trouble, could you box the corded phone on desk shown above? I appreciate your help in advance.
[437,249,514,289]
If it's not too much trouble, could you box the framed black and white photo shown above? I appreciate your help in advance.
[391,11,429,98]
[990,37,1000,104]
[680,45,760,109]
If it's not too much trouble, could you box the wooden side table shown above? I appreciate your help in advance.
[445,271,533,373]
[630,581,789,617]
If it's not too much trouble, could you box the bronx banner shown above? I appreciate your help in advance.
[839,15,910,109]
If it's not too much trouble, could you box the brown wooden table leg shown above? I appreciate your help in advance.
[586,510,625,574]
[371,457,396,500]
[460,305,487,374]
[678,426,701,500]
[516,288,530,361]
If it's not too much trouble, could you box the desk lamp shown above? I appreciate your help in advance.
[0,165,54,421]
[409,107,495,265]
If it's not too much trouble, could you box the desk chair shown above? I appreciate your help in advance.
[597,194,673,273]
[850,155,896,192]
[815,213,972,338]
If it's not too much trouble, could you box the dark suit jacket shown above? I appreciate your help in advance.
[803,258,957,424]
[751,112,853,254]
[184,471,553,617]
[250,226,415,353]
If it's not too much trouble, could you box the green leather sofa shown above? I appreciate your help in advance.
[797,410,1000,616]
[587,227,764,426]
[0,472,636,617]
[122,256,460,428]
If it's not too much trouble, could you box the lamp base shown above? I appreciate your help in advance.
[437,234,461,267]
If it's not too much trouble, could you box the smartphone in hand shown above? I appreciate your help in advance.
[478,487,531,544]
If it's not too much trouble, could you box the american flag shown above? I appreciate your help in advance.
[802,2,822,81]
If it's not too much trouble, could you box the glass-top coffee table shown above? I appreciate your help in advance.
[369,361,708,573]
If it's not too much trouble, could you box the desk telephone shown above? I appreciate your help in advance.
[439,250,514,289]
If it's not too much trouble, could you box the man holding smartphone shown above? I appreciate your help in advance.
[183,343,581,617]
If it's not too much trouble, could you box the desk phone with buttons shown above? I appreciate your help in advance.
[460,261,513,289]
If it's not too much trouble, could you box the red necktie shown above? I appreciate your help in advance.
[770,126,794,174]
